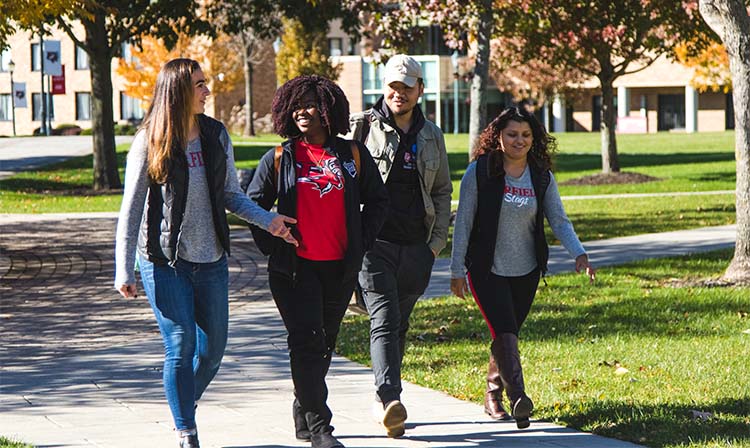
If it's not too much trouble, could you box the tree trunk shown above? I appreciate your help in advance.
[700,0,750,284]
[598,63,620,174]
[243,48,255,137]
[468,0,492,155]
[85,13,121,190]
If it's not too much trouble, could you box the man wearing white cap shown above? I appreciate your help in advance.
[349,54,452,438]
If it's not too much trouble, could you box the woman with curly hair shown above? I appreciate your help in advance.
[449,106,595,429]
[246,75,388,448]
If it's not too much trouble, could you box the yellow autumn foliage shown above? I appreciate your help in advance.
[116,34,244,111]
[674,42,732,93]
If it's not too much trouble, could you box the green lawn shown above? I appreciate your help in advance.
[337,249,750,448]
[0,437,31,448]
[0,132,737,240]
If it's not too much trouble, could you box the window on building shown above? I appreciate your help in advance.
[0,48,11,72]
[120,92,144,121]
[0,94,11,121]
[32,92,55,121]
[362,62,384,91]
[76,92,92,121]
[591,95,618,131]
[418,60,438,90]
[75,45,89,70]
[408,26,453,56]
[657,94,685,131]
[31,43,42,71]
[328,38,343,57]
[346,39,356,56]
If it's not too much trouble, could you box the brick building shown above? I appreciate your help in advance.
[0,23,276,137]
[0,20,733,138]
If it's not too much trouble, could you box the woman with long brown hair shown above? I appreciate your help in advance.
[114,58,296,448]
[450,106,595,430]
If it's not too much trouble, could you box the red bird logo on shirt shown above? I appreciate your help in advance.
[297,159,345,197]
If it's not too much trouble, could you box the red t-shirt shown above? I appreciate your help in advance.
[294,140,348,260]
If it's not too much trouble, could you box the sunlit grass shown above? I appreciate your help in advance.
[0,131,737,217]
[338,249,750,448]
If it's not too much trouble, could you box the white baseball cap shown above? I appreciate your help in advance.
[383,54,423,88]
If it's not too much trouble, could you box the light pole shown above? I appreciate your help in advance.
[8,59,16,137]
[450,51,459,135]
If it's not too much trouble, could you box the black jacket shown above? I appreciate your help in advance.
[465,154,551,280]
[138,114,230,264]
[246,136,389,281]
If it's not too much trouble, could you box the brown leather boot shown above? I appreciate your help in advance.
[492,333,534,429]
[484,352,511,420]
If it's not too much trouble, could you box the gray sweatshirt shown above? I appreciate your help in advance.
[115,129,275,287]
[450,161,586,278]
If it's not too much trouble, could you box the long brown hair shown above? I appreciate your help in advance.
[142,58,201,183]
[471,106,556,178]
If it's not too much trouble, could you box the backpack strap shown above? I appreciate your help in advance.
[350,141,361,174]
[360,110,372,146]
[273,145,283,186]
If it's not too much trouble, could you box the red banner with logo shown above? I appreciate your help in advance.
[51,65,65,95]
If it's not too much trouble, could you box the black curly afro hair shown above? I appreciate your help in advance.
[271,74,350,139]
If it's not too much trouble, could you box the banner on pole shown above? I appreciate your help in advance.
[52,65,66,94]
[43,40,63,76]
[13,82,27,108]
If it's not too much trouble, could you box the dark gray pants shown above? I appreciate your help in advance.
[359,239,435,404]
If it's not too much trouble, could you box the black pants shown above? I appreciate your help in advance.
[269,258,356,435]
[358,239,435,404]
[468,268,541,338]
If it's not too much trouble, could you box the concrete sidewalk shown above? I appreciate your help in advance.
[0,214,651,448]
[425,224,737,298]
[0,136,134,179]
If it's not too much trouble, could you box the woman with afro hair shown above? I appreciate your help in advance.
[246,75,388,448]
[450,106,595,430]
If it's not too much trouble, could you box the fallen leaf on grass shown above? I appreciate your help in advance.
[742,329,750,334]
[615,366,629,376]
[689,410,714,421]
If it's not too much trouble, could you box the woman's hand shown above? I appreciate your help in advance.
[575,254,596,284]
[451,277,470,299]
[117,283,138,298]
[268,214,299,246]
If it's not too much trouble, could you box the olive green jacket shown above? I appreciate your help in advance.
[349,110,453,255]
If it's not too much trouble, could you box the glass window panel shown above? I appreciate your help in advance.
[420,61,438,90]
[32,93,54,121]
[0,94,11,121]
[76,92,91,120]
[0,49,10,72]
[31,43,41,71]
[75,45,89,70]
[120,92,144,121]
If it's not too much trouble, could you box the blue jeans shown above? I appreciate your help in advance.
[138,254,229,431]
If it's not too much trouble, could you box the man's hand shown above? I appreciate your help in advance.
[450,277,470,299]
[268,214,298,246]
[575,254,596,284]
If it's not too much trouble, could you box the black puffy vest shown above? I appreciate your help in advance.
[465,154,551,280]
[138,114,230,264]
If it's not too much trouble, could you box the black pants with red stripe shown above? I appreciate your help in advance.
[468,268,541,338]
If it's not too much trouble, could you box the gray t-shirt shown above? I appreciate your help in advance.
[115,129,275,286]
[178,138,224,263]
[450,161,586,278]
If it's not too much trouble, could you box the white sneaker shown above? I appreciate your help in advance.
[372,400,407,438]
